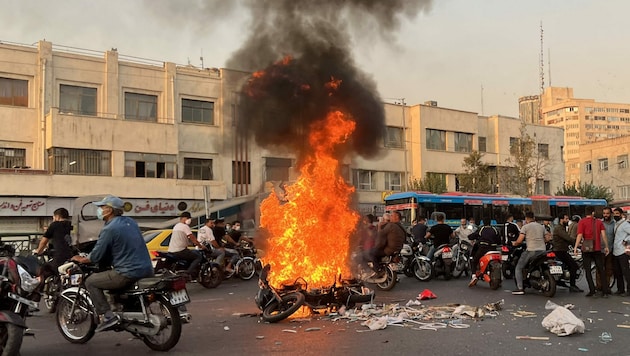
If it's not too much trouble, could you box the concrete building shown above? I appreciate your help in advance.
[519,95,541,124]
[535,87,630,184]
[578,136,630,201]
[0,40,565,231]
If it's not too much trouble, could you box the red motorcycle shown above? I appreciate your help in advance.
[471,250,503,290]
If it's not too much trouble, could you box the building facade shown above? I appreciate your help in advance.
[578,136,630,201]
[0,40,564,231]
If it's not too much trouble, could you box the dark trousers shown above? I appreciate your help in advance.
[367,248,386,272]
[471,245,495,275]
[85,270,133,315]
[554,250,579,286]
[613,254,630,293]
[583,251,610,294]
[596,252,614,290]
[172,249,203,275]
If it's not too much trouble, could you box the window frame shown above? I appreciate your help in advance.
[59,84,97,116]
[0,77,28,107]
[0,148,26,168]
[454,132,473,153]
[384,171,403,191]
[353,169,377,191]
[384,126,404,149]
[538,143,549,159]
[599,158,609,171]
[182,98,215,125]
[478,136,487,152]
[48,148,111,176]
[617,154,628,169]
[585,161,592,173]
[183,158,213,180]
[124,152,176,178]
[124,92,158,122]
[426,129,446,151]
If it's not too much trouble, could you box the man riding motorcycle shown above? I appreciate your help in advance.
[367,211,406,278]
[168,211,207,279]
[468,218,501,287]
[511,211,548,295]
[552,214,583,292]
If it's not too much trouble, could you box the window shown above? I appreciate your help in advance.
[426,129,446,150]
[183,158,213,180]
[585,161,592,173]
[617,155,628,169]
[124,152,176,178]
[353,169,376,191]
[265,157,292,181]
[384,126,404,148]
[48,148,111,175]
[478,137,487,152]
[59,84,96,115]
[125,92,157,121]
[182,98,214,124]
[0,77,28,107]
[599,158,608,171]
[232,161,251,184]
[619,186,630,200]
[509,137,520,154]
[538,143,549,159]
[454,132,473,152]
[0,148,26,168]
[384,172,403,191]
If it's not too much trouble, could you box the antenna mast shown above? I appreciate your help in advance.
[538,21,545,124]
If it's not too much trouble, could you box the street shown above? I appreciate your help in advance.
[20,273,630,356]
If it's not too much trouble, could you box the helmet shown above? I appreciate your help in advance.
[571,215,581,223]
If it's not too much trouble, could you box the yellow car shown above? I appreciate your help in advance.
[143,229,197,259]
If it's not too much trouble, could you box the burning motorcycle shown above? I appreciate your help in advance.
[154,247,222,289]
[55,262,190,351]
[255,264,373,323]
[0,244,41,356]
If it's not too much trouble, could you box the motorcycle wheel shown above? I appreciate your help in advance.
[443,261,453,281]
[236,257,256,280]
[541,270,557,298]
[262,292,305,323]
[502,263,513,280]
[413,259,433,281]
[141,295,182,351]
[56,291,96,344]
[403,260,415,278]
[489,263,502,290]
[199,264,222,289]
[376,267,397,291]
[452,255,469,278]
[0,322,24,356]
[43,275,62,314]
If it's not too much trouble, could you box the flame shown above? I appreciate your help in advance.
[260,110,359,288]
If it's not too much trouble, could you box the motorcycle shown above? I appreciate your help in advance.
[221,242,258,280]
[154,247,223,289]
[255,264,373,323]
[356,255,398,291]
[401,243,432,282]
[471,249,503,290]
[0,244,41,356]
[431,243,454,280]
[452,239,472,278]
[55,262,190,351]
[501,244,524,279]
[514,250,562,297]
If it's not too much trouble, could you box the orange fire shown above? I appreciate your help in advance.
[260,111,359,288]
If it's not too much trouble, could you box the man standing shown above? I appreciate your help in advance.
[197,219,225,265]
[71,195,154,332]
[168,212,207,278]
[575,206,610,297]
[511,211,547,295]
[598,207,615,291]
[552,214,582,292]
[612,208,630,296]
[454,218,473,245]
[504,214,521,246]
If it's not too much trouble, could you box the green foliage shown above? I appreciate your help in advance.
[458,151,492,193]
[408,173,447,194]
[555,181,614,202]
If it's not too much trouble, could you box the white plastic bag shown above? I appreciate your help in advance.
[541,305,585,336]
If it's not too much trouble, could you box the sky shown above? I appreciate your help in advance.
[2,0,629,117]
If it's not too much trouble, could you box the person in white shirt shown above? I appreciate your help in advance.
[168,212,206,277]
[197,219,226,265]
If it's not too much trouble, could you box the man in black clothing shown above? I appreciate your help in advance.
[504,214,520,246]
[425,213,454,260]
[552,214,582,292]
[411,216,428,245]
[468,218,501,287]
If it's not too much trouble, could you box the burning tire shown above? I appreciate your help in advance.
[262,292,305,323]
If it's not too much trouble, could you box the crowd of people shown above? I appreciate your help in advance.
[356,206,630,298]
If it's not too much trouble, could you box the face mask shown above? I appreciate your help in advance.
[614,216,622,222]
[97,207,105,221]
[185,218,192,225]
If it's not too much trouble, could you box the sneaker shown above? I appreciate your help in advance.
[585,291,596,297]
[569,286,583,293]
[511,289,525,295]
[468,276,478,288]
[95,314,119,332]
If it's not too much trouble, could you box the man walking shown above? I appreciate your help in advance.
[511,211,547,295]
[575,206,610,297]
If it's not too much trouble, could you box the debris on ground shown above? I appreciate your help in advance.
[417,289,437,300]
[511,311,537,318]
[541,300,585,336]
[515,336,550,340]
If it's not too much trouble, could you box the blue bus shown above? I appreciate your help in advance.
[384,192,607,228]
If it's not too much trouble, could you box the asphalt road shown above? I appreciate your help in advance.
[19,273,630,356]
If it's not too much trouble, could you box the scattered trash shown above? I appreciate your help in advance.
[608,310,629,316]
[516,336,550,340]
[223,326,230,331]
[406,299,422,307]
[290,318,312,323]
[541,302,585,336]
[543,342,552,346]
[588,310,598,314]
[577,348,589,352]
[511,311,537,318]
[256,335,265,339]
[282,329,297,333]
[617,324,630,329]
[417,289,437,300]
[275,341,282,345]
[305,327,321,332]
[599,332,612,344]
[564,304,575,310]
[623,301,630,305]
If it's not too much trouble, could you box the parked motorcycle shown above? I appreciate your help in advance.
[154,247,223,289]
[401,243,432,282]
[55,262,190,351]
[431,243,454,280]
[471,250,503,290]
[255,264,373,323]
[0,244,41,356]
[452,239,472,278]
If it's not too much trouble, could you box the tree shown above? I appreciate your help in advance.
[501,122,549,196]
[458,151,492,193]
[408,173,447,194]
[555,181,614,202]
